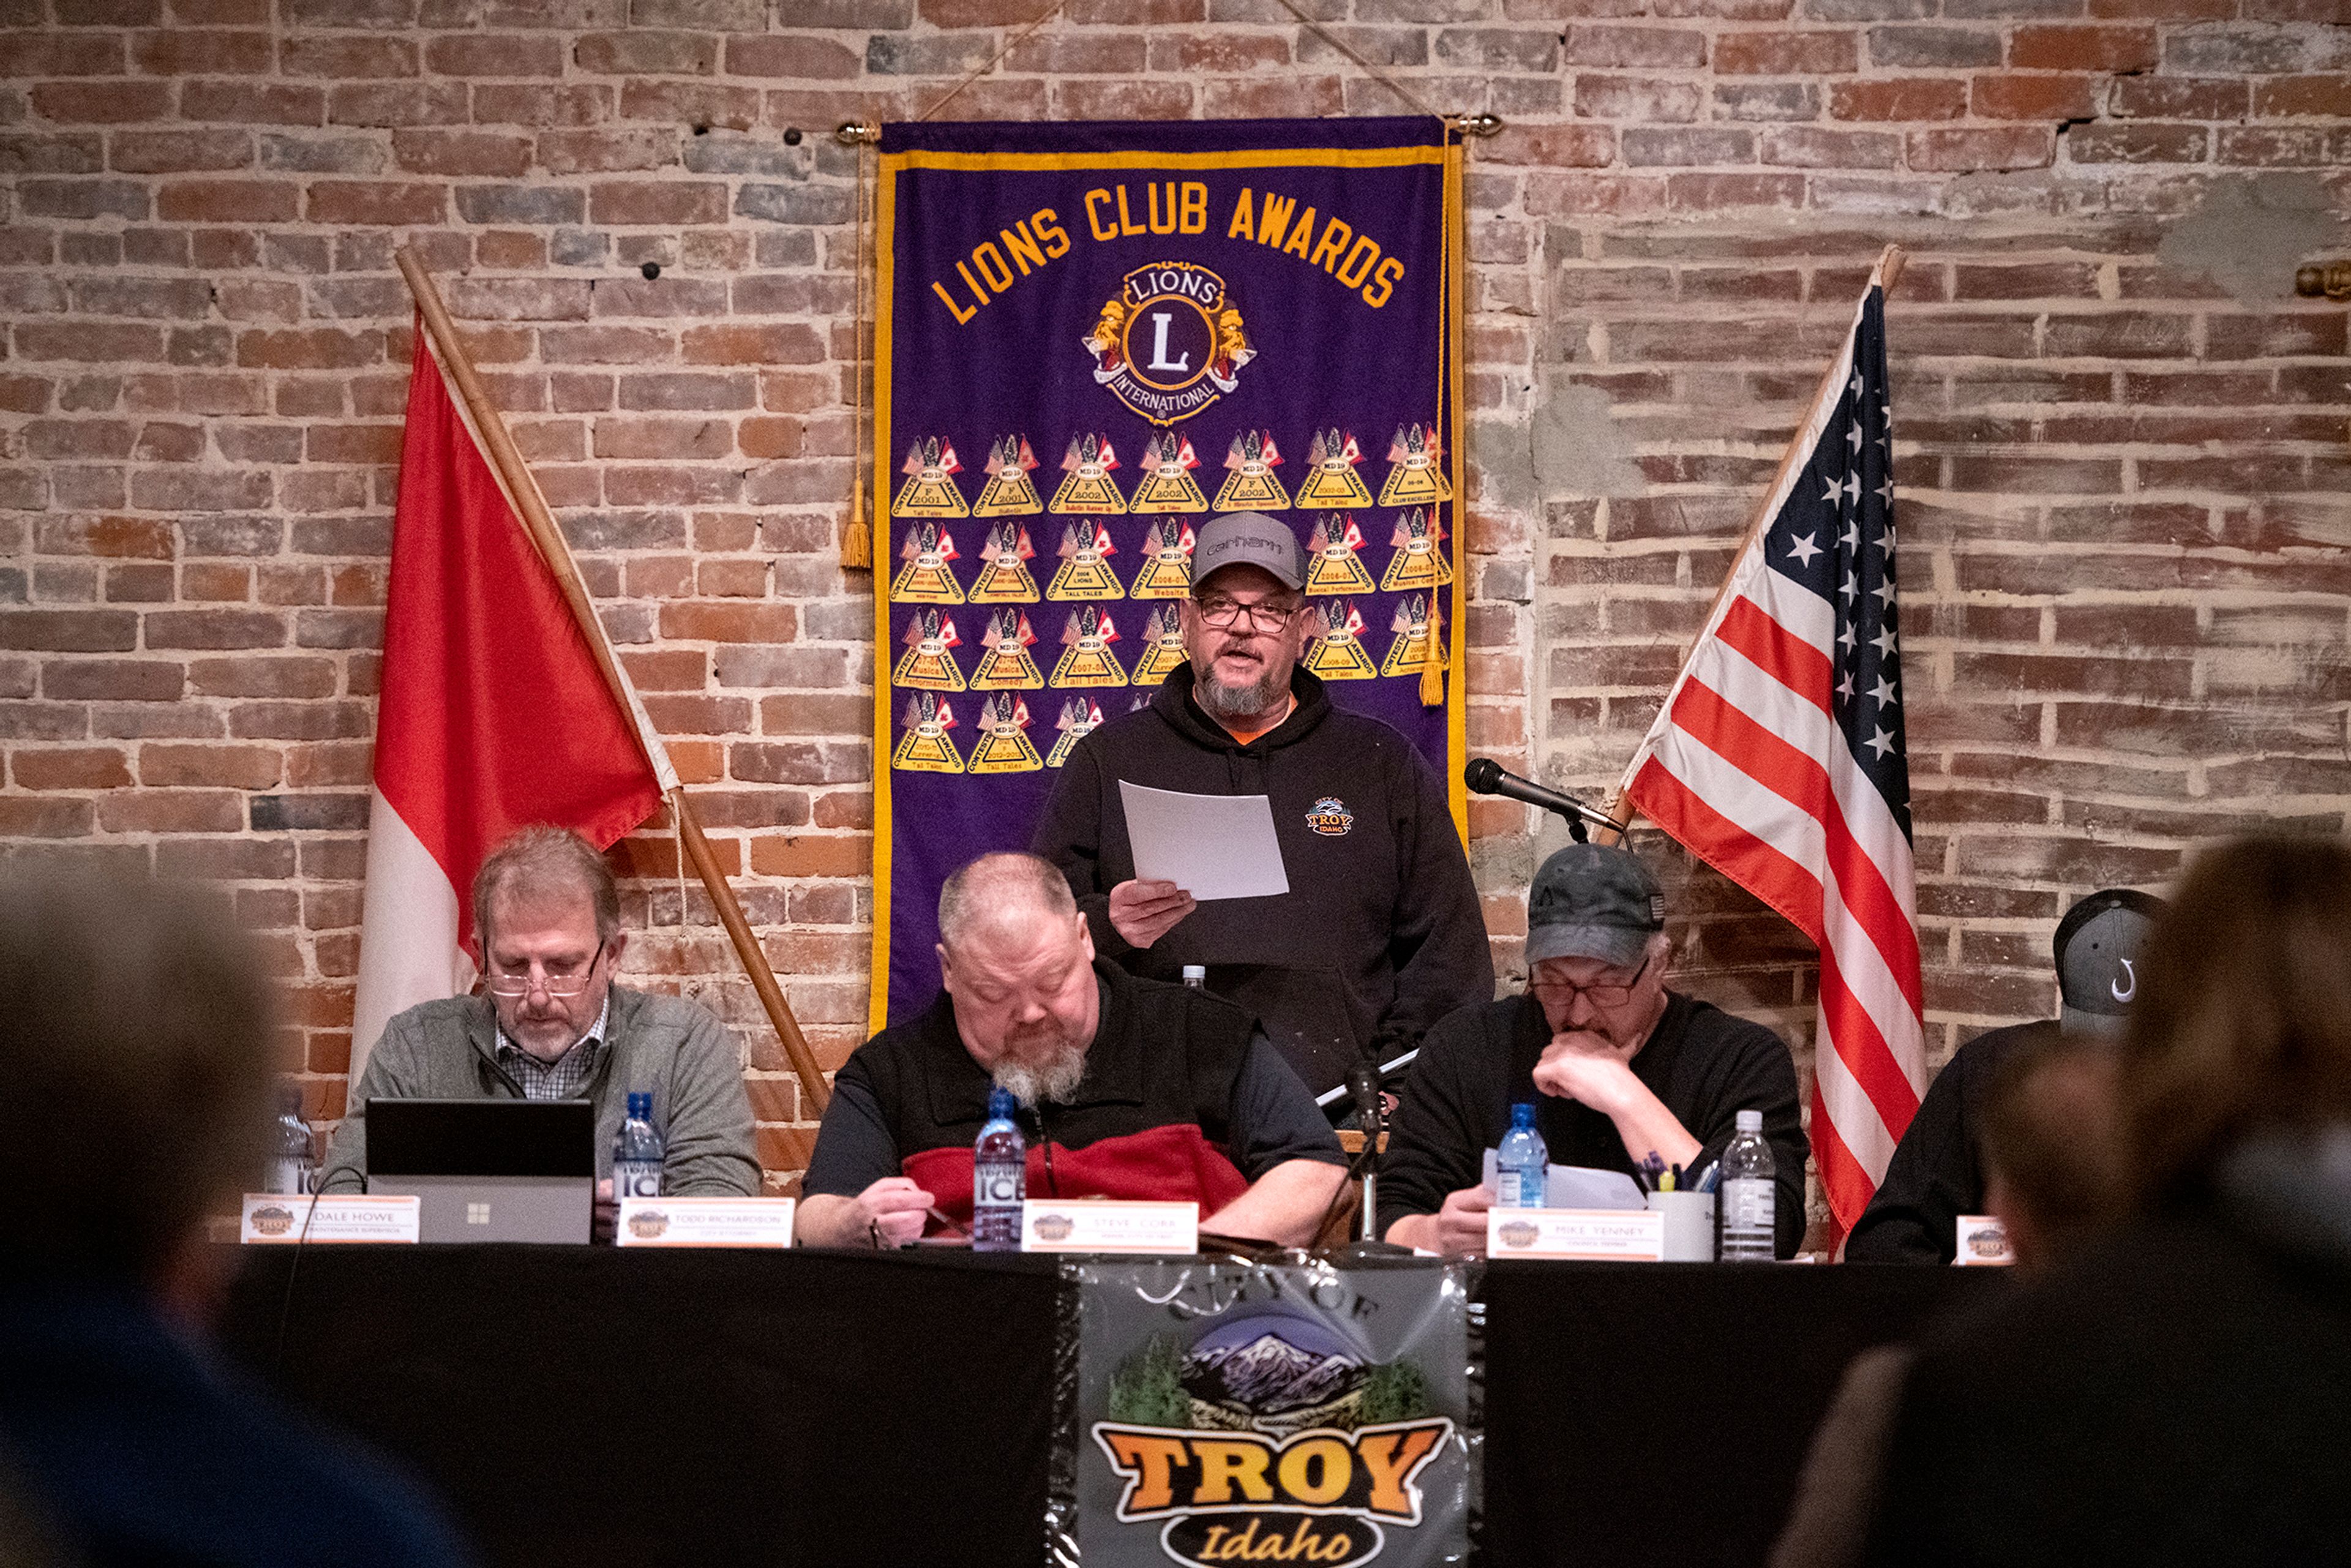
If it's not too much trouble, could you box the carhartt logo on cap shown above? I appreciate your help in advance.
[1193,511,1304,590]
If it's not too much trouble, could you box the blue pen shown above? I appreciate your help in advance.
[1694,1160,1720,1194]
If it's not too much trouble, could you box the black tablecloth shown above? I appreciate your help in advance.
[214,1248,1998,1568]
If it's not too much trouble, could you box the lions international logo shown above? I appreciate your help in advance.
[1084,262,1256,427]
[1093,1308,1452,1568]
[1305,797,1354,837]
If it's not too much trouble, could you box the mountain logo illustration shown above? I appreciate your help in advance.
[1093,1309,1450,1566]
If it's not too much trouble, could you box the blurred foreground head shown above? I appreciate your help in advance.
[0,869,277,1283]
[2122,834,2351,1206]
[1979,1030,2125,1267]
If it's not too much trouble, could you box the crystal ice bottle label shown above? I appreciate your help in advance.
[613,1160,661,1199]
[975,1165,1023,1207]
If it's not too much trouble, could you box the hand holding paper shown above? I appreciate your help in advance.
[1108,877,1196,949]
[1117,781,1290,904]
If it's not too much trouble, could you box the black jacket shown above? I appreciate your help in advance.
[1377,991,1809,1256]
[800,961,1344,1201]
[1845,1021,2058,1264]
[1031,664,1492,1096]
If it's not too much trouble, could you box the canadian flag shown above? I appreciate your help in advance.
[350,323,678,1076]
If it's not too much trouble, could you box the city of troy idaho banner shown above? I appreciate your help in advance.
[871,117,1468,1027]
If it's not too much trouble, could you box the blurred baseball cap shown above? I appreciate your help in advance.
[2055,888,2166,1036]
[1526,842,1667,969]
[1192,511,1303,592]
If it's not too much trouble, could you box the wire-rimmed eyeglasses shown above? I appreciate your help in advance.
[483,939,606,999]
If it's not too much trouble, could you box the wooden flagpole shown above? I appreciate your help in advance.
[394,248,831,1116]
[1593,243,1907,846]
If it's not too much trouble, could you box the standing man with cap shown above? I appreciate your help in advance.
[1378,841,1807,1256]
[1846,888,2164,1264]
[1030,511,1491,1102]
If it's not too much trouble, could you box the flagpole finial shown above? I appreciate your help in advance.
[836,121,880,146]
[1450,112,1504,138]
[1874,243,1909,298]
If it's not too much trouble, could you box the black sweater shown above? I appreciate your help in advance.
[1377,991,1810,1257]
[1030,664,1492,1097]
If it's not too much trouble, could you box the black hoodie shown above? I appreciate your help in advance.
[1031,664,1493,1096]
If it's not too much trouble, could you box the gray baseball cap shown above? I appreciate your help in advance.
[2055,888,2165,1036]
[1191,511,1303,591]
[1525,842,1668,969]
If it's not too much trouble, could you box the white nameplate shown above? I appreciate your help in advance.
[617,1196,797,1248]
[1021,1199,1198,1255]
[239,1194,419,1245]
[1487,1206,1665,1261]
[1954,1214,2014,1266]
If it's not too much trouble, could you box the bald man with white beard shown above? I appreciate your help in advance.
[797,852,1348,1250]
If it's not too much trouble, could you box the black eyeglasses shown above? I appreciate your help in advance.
[1528,950,1655,1009]
[1190,593,1302,632]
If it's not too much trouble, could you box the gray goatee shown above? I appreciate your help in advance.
[994,1037,1087,1106]
[1191,651,1285,720]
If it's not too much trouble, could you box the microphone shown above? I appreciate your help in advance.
[1464,758,1620,841]
[1346,1064,1382,1244]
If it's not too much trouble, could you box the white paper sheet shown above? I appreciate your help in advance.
[1482,1150,1652,1210]
[1117,780,1290,902]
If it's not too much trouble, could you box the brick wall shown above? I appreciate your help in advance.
[2,0,2345,1212]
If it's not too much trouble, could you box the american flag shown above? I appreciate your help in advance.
[1616,263,1924,1237]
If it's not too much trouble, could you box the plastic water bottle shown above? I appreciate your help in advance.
[1182,965,1206,990]
[1719,1108,1775,1261]
[264,1084,314,1196]
[1495,1102,1548,1209]
[972,1087,1026,1252]
[612,1092,663,1199]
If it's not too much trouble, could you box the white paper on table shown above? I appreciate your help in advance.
[1482,1149,1651,1210]
[1117,780,1289,902]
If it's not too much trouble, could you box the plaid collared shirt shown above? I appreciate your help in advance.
[494,996,610,1101]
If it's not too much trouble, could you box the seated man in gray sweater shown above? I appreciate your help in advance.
[322,825,759,1201]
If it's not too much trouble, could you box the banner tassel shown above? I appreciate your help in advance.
[1419,596,1445,709]
[842,487,872,571]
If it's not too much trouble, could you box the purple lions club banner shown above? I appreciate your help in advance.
[870,117,1467,1030]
